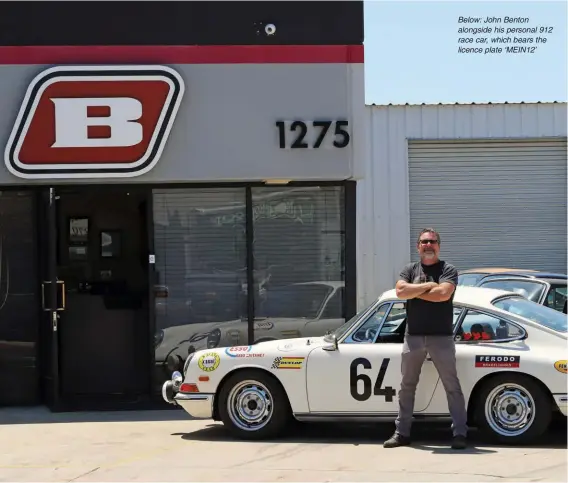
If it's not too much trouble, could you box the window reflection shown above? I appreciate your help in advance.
[152,188,247,390]
[251,186,345,343]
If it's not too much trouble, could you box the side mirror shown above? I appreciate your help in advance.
[322,333,339,351]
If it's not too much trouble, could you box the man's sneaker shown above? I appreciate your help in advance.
[451,434,467,449]
[383,433,411,448]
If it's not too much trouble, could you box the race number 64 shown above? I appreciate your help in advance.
[349,357,397,402]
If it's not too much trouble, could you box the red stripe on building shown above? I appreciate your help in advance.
[0,45,363,65]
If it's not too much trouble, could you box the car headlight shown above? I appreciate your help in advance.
[154,329,164,348]
[207,328,222,348]
[183,351,195,374]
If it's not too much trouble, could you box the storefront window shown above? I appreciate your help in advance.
[152,188,247,387]
[251,186,345,343]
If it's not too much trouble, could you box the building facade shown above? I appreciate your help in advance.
[357,102,567,310]
[0,1,365,409]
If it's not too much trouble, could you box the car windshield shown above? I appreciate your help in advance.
[479,279,546,302]
[329,301,378,340]
[493,296,567,333]
[257,284,332,319]
[458,273,486,287]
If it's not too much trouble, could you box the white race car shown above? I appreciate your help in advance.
[162,286,568,444]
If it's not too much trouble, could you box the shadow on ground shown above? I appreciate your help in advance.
[175,420,568,453]
[0,405,187,425]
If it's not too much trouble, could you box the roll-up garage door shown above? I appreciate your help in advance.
[408,139,567,273]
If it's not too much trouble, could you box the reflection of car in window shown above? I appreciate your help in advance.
[154,281,346,380]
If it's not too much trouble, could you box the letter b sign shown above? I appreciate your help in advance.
[4,65,185,179]
[51,98,143,148]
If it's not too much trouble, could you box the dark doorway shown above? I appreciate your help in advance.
[44,186,151,407]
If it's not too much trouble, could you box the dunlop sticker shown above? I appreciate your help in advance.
[271,356,304,370]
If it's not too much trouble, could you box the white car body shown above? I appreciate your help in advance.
[162,286,568,444]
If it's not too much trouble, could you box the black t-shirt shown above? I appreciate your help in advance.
[399,260,458,336]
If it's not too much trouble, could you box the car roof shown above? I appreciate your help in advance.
[379,285,515,309]
[481,272,567,281]
[459,267,536,274]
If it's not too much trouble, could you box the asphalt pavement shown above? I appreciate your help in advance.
[0,407,566,482]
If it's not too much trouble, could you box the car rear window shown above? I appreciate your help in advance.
[493,296,567,333]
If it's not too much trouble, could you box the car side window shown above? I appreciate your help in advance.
[373,303,464,344]
[545,286,567,313]
[343,303,390,343]
[454,309,526,342]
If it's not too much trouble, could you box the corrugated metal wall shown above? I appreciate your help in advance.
[357,103,568,310]
[408,138,567,272]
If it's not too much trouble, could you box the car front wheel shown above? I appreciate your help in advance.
[218,369,291,440]
[475,373,552,444]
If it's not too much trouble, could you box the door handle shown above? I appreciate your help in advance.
[41,280,66,311]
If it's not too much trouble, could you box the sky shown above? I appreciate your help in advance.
[363,0,568,105]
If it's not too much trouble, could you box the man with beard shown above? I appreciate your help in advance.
[383,228,467,450]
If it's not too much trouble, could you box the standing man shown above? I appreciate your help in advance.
[383,228,467,450]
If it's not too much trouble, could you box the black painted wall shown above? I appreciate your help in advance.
[0,1,363,46]
[0,191,40,405]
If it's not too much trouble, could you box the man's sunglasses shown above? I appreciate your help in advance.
[419,239,438,245]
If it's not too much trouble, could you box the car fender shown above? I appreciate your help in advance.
[183,342,321,414]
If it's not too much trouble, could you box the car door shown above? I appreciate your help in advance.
[305,300,441,414]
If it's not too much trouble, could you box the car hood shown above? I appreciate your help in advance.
[252,335,328,352]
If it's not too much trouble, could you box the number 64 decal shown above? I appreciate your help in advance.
[350,357,397,402]
[275,120,350,149]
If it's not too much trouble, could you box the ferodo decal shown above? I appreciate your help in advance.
[271,356,304,370]
[475,355,520,368]
[224,346,264,358]
[197,352,220,372]
[4,65,184,179]
[554,360,567,374]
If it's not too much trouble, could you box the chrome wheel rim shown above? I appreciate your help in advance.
[484,382,535,437]
[227,379,273,431]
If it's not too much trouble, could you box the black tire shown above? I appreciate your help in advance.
[218,369,292,440]
[474,373,552,445]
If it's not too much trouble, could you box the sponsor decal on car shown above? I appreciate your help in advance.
[197,352,220,372]
[224,346,264,358]
[554,360,567,374]
[254,321,274,331]
[475,355,520,368]
[271,356,305,370]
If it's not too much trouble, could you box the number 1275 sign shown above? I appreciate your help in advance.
[275,120,350,149]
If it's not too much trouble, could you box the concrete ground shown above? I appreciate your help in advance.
[0,407,566,482]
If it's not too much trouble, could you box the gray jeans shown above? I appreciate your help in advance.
[394,334,468,437]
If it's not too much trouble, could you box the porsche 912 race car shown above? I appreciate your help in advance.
[162,286,567,444]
